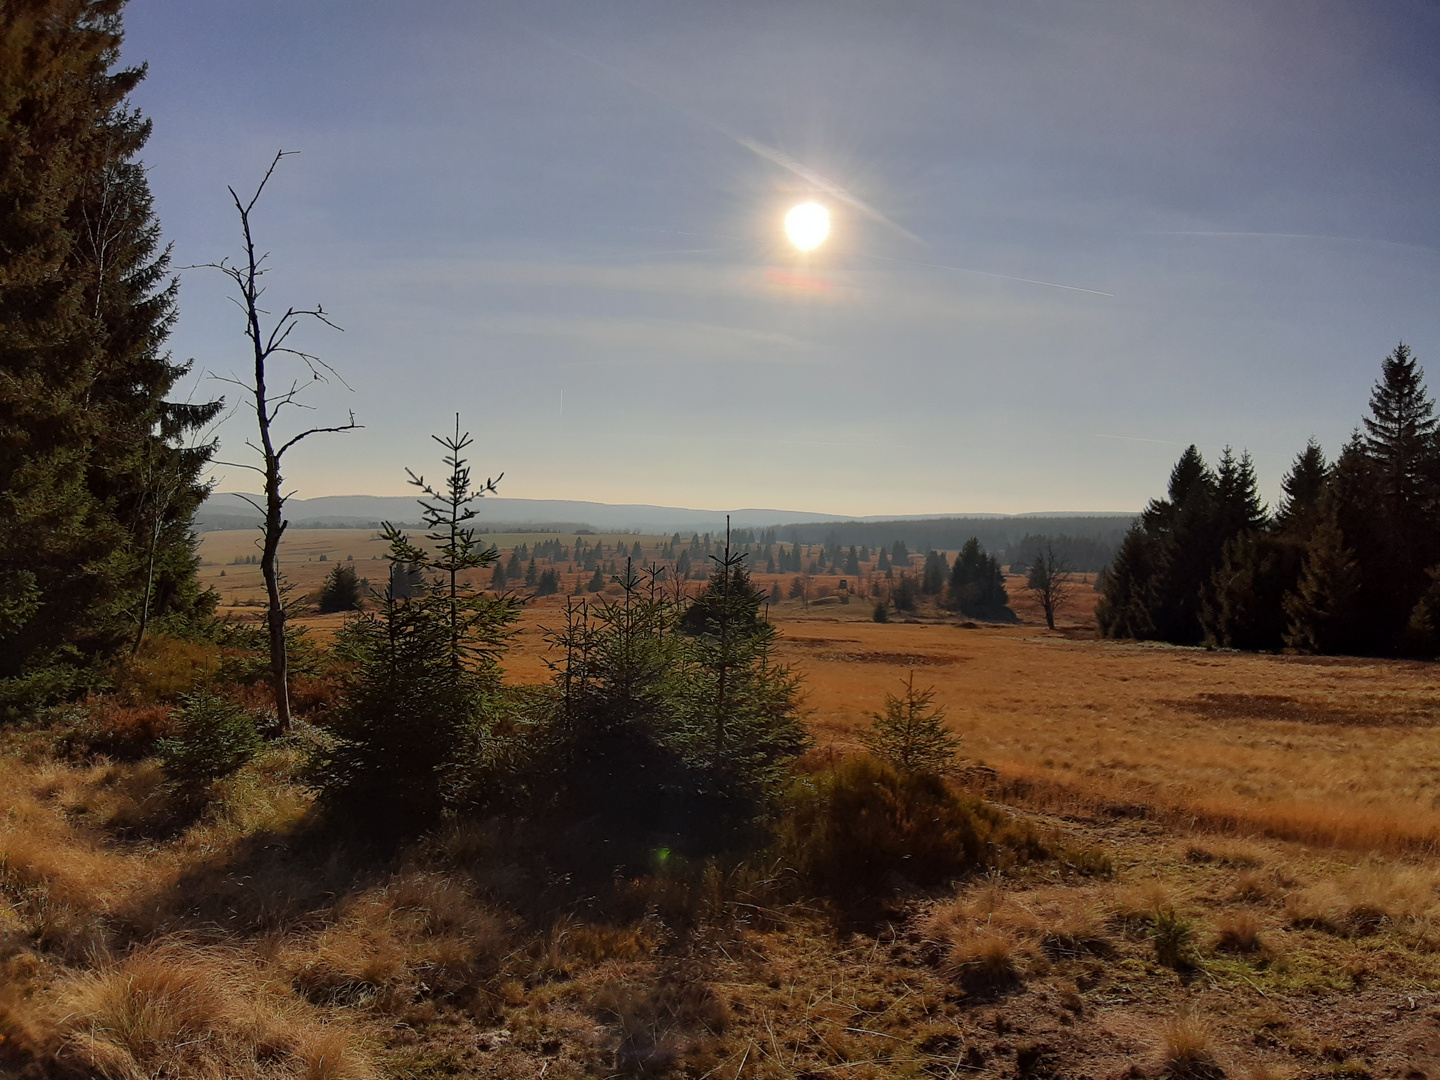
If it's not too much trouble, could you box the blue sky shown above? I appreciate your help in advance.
[124,1,1440,515]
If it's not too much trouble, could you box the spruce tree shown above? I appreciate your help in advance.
[921,550,946,595]
[1283,507,1362,654]
[406,415,508,669]
[860,672,960,776]
[1350,344,1440,643]
[1276,440,1329,535]
[0,0,219,691]
[1362,344,1437,517]
[948,538,1010,619]
[318,563,363,613]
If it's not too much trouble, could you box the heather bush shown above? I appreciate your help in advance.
[774,756,1050,909]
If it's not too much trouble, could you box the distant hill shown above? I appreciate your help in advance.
[196,493,1135,566]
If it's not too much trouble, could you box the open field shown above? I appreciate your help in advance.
[216,527,1440,859]
[3,528,1438,1076]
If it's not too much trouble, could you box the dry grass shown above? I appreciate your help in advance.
[1284,864,1440,937]
[593,972,728,1076]
[922,880,1111,990]
[282,871,512,1011]
[1160,1010,1219,1076]
[1215,910,1263,953]
[470,603,1440,857]
[30,943,375,1080]
[10,560,1440,1076]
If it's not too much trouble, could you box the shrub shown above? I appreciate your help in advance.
[872,601,888,623]
[56,700,173,760]
[774,756,1049,909]
[155,691,260,788]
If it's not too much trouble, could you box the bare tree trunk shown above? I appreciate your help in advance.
[260,461,291,729]
[193,151,357,732]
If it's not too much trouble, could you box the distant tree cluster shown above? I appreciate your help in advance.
[1100,344,1440,657]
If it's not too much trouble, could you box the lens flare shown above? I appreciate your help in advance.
[785,202,830,250]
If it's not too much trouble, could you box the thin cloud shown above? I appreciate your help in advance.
[503,15,922,245]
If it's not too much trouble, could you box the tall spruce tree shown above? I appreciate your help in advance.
[1275,439,1329,536]
[1098,445,1240,645]
[1348,344,1440,646]
[0,0,218,694]
[1282,505,1363,654]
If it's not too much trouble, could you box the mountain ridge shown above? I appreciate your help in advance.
[197,492,1135,535]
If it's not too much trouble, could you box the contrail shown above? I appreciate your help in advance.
[1150,230,1440,256]
[857,252,1112,297]
[729,136,924,244]
[505,17,921,244]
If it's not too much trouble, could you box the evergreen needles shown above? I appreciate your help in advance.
[860,672,960,777]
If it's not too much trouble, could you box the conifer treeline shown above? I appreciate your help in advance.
[1099,344,1440,656]
[0,0,218,699]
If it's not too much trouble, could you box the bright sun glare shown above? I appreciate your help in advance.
[784,202,830,251]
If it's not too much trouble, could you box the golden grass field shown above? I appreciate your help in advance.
[0,527,1436,1077]
[200,527,1440,858]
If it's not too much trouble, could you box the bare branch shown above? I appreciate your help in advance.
[275,411,362,460]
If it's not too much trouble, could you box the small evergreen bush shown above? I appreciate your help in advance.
[156,690,260,787]
[860,673,959,775]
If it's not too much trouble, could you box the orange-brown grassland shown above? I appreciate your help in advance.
[4,527,1440,1079]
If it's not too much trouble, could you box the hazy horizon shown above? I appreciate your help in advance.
[124,1,1440,516]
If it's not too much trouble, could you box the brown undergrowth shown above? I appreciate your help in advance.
[8,626,1440,1077]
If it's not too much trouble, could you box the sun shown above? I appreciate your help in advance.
[784,202,830,251]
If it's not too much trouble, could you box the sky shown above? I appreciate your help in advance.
[122,1,1440,516]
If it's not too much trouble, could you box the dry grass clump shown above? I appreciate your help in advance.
[593,970,728,1076]
[1185,840,1264,869]
[1112,882,1177,928]
[1160,1010,1222,1078]
[1284,864,1440,938]
[1111,884,1196,968]
[10,942,374,1080]
[1230,868,1278,903]
[1214,910,1263,953]
[0,762,146,959]
[284,872,511,1010]
[921,880,1108,990]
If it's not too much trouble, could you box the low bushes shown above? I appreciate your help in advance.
[774,756,1053,911]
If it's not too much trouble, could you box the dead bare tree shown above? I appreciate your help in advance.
[1025,542,1074,631]
[195,151,358,730]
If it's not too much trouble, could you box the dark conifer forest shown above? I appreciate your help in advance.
[1099,344,1440,657]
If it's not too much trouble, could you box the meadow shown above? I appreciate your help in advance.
[202,528,1440,858]
[1,528,1438,1078]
